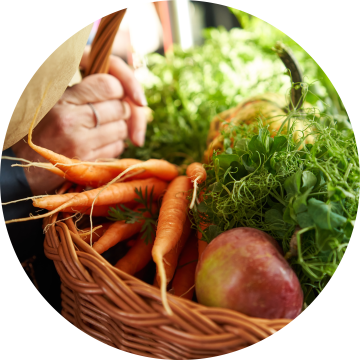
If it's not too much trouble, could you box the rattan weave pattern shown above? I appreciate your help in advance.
[44,214,292,359]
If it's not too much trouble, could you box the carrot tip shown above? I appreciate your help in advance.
[155,253,174,316]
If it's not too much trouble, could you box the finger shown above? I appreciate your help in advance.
[62,74,124,105]
[86,140,125,161]
[125,98,147,147]
[80,45,90,69]
[108,55,148,107]
[89,120,128,150]
[81,100,131,128]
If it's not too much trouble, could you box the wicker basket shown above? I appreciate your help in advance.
[41,9,293,358]
[44,213,292,359]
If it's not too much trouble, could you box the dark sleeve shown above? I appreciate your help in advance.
[1,148,61,313]
[1,148,45,262]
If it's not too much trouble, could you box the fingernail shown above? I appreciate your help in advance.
[135,91,148,106]
[135,130,145,147]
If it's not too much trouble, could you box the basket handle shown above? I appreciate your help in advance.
[84,9,127,76]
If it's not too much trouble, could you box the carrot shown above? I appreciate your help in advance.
[2,157,66,178]
[33,193,80,210]
[93,204,156,253]
[6,178,167,224]
[33,178,165,211]
[126,238,137,247]
[92,221,143,254]
[153,276,159,288]
[172,232,198,300]
[26,104,145,187]
[197,222,209,260]
[198,238,208,260]
[152,175,192,315]
[25,94,178,187]
[60,201,137,217]
[31,163,66,178]
[186,162,206,183]
[74,184,85,193]
[79,223,112,243]
[155,217,191,290]
[114,232,154,275]
[56,181,74,195]
[186,162,206,209]
[97,159,180,186]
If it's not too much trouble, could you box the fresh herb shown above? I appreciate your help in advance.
[123,18,343,165]
[107,187,158,244]
[192,87,359,304]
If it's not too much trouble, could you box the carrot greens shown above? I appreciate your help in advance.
[192,97,359,305]
[107,187,158,244]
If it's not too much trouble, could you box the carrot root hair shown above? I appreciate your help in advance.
[189,175,201,209]
[2,194,50,206]
[78,225,103,238]
[42,212,81,233]
[186,163,206,210]
[180,284,195,298]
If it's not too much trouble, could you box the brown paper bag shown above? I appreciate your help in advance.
[3,24,92,150]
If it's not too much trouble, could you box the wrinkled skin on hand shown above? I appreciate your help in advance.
[12,53,148,195]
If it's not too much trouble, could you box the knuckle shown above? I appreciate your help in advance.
[121,101,131,119]
[97,74,122,99]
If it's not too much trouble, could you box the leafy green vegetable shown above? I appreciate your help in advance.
[192,88,359,304]
[107,187,158,244]
[123,13,344,164]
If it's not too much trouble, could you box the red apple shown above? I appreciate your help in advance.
[195,227,303,319]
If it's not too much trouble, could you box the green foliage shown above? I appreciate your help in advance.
[123,14,343,164]
[107,187,158,244]
[229,8,345,114]
[191,96,359,304]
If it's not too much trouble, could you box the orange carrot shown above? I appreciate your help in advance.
[198,238,208,260]
[102,159,179,185]
[26,96,178,187]
[6,178,167,224]
[34,178,165,211]
[197,222,209,260]
[38,163,66,178]
[153,276,159,288]
[115,232,154,275]
[80,223,112,243]
[56,181,74,195]
[155,217,191,289]
[186,162,206,183]
[152,175,192,314]
[126,238,137,247]
[172,232,198,300]
[93,203,157,253]
[34,193,80,210]
[74,184,85,193]
[59,201,138,217]
[186,162,206,209]
[28,108,144,187]
[92,221,143,254]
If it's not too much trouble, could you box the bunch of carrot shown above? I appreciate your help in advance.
[4,95,211,315]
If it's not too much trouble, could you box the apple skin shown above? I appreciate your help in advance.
[195,227,303,319]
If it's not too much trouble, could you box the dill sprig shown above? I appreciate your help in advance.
[107,187,158,244]
[191,89,359,305]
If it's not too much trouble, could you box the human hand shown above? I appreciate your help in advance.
[12,55,148,195]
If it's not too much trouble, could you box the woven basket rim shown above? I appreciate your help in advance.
[43,212,292,359]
